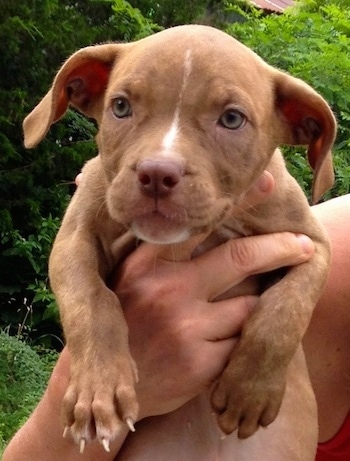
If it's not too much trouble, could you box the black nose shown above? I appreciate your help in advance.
[136,159,183,198]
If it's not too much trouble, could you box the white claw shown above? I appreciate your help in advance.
[126,417,136,432]
[102,438,111,453]
[79,438,86,454]
[62,426,69,439]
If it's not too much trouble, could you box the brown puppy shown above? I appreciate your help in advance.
[23,25,336,454]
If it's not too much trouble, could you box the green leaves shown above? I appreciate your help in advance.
[111,0,160,40]
[0,331,58,444]
[0,0,157,345]
[226,0,350,198]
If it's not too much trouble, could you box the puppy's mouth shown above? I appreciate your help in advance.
[131,209,191,244]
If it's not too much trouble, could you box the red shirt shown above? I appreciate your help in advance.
[316,412,350,460]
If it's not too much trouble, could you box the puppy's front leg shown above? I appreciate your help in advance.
[50,229,138,452]
[211,236,330,439]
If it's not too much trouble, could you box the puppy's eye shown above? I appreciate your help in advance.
[219,109,246,130]
[112,97,132,118]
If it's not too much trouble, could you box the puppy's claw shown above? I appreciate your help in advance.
[102,438,110,453]
[62,426,69,439]
[79,438,86,454]
[126,417,136,432]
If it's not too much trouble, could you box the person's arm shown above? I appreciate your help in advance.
[305,194,350,443]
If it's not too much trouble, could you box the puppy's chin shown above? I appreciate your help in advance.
[131,214,191,244]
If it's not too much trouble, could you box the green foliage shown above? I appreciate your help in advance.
[225,0,350,199]
[0,331,58,444]
[111,0,161,40]
[0,216,63,347]
[0,0,157,347]
[131,0,209,27]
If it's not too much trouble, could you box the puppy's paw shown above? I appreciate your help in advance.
[210,358,286,439]
[62,354,138,452]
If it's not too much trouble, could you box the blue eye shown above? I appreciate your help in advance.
[219,109,246,130]
[112,97,132,118]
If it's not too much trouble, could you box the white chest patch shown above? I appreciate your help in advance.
[162,49,192,154]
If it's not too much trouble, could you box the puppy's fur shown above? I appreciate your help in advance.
[23,25,336,452]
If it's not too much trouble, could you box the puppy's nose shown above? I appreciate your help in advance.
[136,159,182,197]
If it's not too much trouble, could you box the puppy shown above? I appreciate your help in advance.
[23,25,336,453]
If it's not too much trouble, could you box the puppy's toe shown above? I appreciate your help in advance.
[91,393,130,445]
[210,380,229,414]
[236,409,264,439]
[115,381,139,422]
[259,402,281,427]
[91,358,139,446]
[66,420,94,451]
[216,411,240,435]
[61,386,96,446]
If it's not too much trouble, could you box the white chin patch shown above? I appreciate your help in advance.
[131,222,191,245]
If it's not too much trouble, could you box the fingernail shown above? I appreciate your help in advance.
[296,234,314,254]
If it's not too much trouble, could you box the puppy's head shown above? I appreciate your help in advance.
[24,25,336,244]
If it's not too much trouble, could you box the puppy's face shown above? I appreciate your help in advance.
[23,25,335,244]
[100,29,280,244]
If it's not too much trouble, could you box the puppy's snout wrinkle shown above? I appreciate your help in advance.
[136,159,183,198]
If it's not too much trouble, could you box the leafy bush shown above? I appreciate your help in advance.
[0,331,58,447]
[1,216,64,348]
[111,0,162,40]
[225,0,350,200]
[0,0,157,347]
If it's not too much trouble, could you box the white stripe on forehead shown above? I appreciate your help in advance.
[162,49,192,153]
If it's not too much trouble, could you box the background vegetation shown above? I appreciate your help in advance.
[0,0,349,450]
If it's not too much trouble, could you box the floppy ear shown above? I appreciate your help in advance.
[273,71,336,203]
[23,44,122,149]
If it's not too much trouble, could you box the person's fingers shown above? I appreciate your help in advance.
[115,232,314,301]
[200,295,259,341]
[234,171,275,211]
[75,173,83,186]
[191,232,314,301]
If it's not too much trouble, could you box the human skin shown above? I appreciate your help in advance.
[302,193,350,443]
[3,181,350,459]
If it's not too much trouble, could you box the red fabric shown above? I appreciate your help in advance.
[316,411,350,460]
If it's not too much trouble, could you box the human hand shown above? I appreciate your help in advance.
[113,231,314,421]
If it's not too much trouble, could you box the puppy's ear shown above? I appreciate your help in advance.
[23,44,121,149]
[274,71,336,203]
